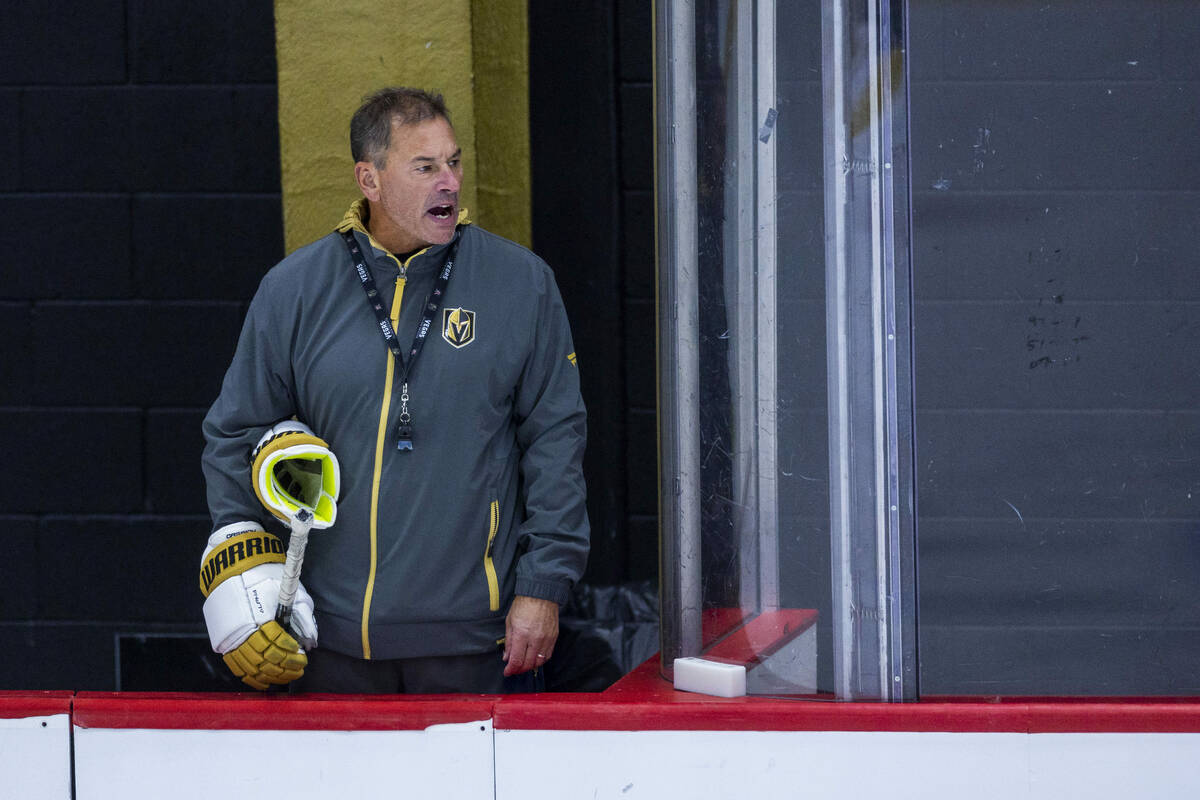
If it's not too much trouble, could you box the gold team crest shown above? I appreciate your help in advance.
[442,307,476,348]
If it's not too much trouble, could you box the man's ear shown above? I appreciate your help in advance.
[354,161,381,202]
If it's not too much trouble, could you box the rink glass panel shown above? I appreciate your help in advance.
[658,0,1199,698]
[657,0,845,697]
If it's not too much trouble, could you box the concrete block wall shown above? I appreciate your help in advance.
[909,0,1200,694]
[616,0,657,582]
[0,0,660,691]
[0,1,282,689]
[529,0,659,587]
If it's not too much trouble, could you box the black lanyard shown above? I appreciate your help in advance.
[341,230,460,451]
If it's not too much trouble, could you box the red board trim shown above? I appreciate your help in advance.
[492,697,1200,733]
[53,662,1200,734]
[72,692,497,731]
[0,691,73,720]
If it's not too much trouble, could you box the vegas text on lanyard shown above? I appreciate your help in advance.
[341,230,460,451]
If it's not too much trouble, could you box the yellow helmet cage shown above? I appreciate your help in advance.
[250,421,340,529]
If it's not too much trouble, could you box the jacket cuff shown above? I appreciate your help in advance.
[514,577,571,606]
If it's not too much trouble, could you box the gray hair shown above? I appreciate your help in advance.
[350,87,452,166]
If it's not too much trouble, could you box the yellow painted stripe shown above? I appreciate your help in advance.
[362,274,406,659]
[484,498,500,611]
[275,3,480,253]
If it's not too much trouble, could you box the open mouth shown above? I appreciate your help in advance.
[428,204,455,220]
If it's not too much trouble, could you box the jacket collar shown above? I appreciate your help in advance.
[335,199,472,266]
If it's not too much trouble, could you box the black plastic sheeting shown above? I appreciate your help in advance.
[120,581,660,693]
[546,580,660,692]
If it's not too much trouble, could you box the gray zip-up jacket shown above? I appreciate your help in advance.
[201,202,589,660]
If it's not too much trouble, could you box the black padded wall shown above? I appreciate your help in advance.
[0,1,282,689]
[529,0,658,586]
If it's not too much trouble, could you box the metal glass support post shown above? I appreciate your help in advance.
[656,0,702,670]
[726,0,779,619]
[753,0,780,615]
[727,0,762,615]
[821,0,917,701]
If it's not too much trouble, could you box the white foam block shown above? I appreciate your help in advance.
[673,657,747,698]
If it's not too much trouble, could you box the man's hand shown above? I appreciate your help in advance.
[503,595,559,677]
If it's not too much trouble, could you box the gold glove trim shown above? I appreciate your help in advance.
[222,620,307,690]
[199,531,286,597]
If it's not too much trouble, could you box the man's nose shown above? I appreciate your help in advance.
[438,165,460,192]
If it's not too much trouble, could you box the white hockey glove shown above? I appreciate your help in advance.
[199,522,318,690]
[250,420,341,528]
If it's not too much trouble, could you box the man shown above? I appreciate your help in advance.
[199,87,589,693]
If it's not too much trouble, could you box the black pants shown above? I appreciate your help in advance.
[292,646,544,694]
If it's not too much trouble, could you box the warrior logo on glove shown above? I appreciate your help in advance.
[199,521,320,690]
[199,530,286,596]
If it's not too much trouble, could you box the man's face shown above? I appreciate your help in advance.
[357,116,462,254]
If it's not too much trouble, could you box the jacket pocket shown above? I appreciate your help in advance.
[482,489,501,612]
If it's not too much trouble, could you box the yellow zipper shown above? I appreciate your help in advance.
[483,497,500,611]
[362,271,406,659]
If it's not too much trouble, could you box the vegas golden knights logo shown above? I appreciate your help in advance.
[442,307,476,348]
